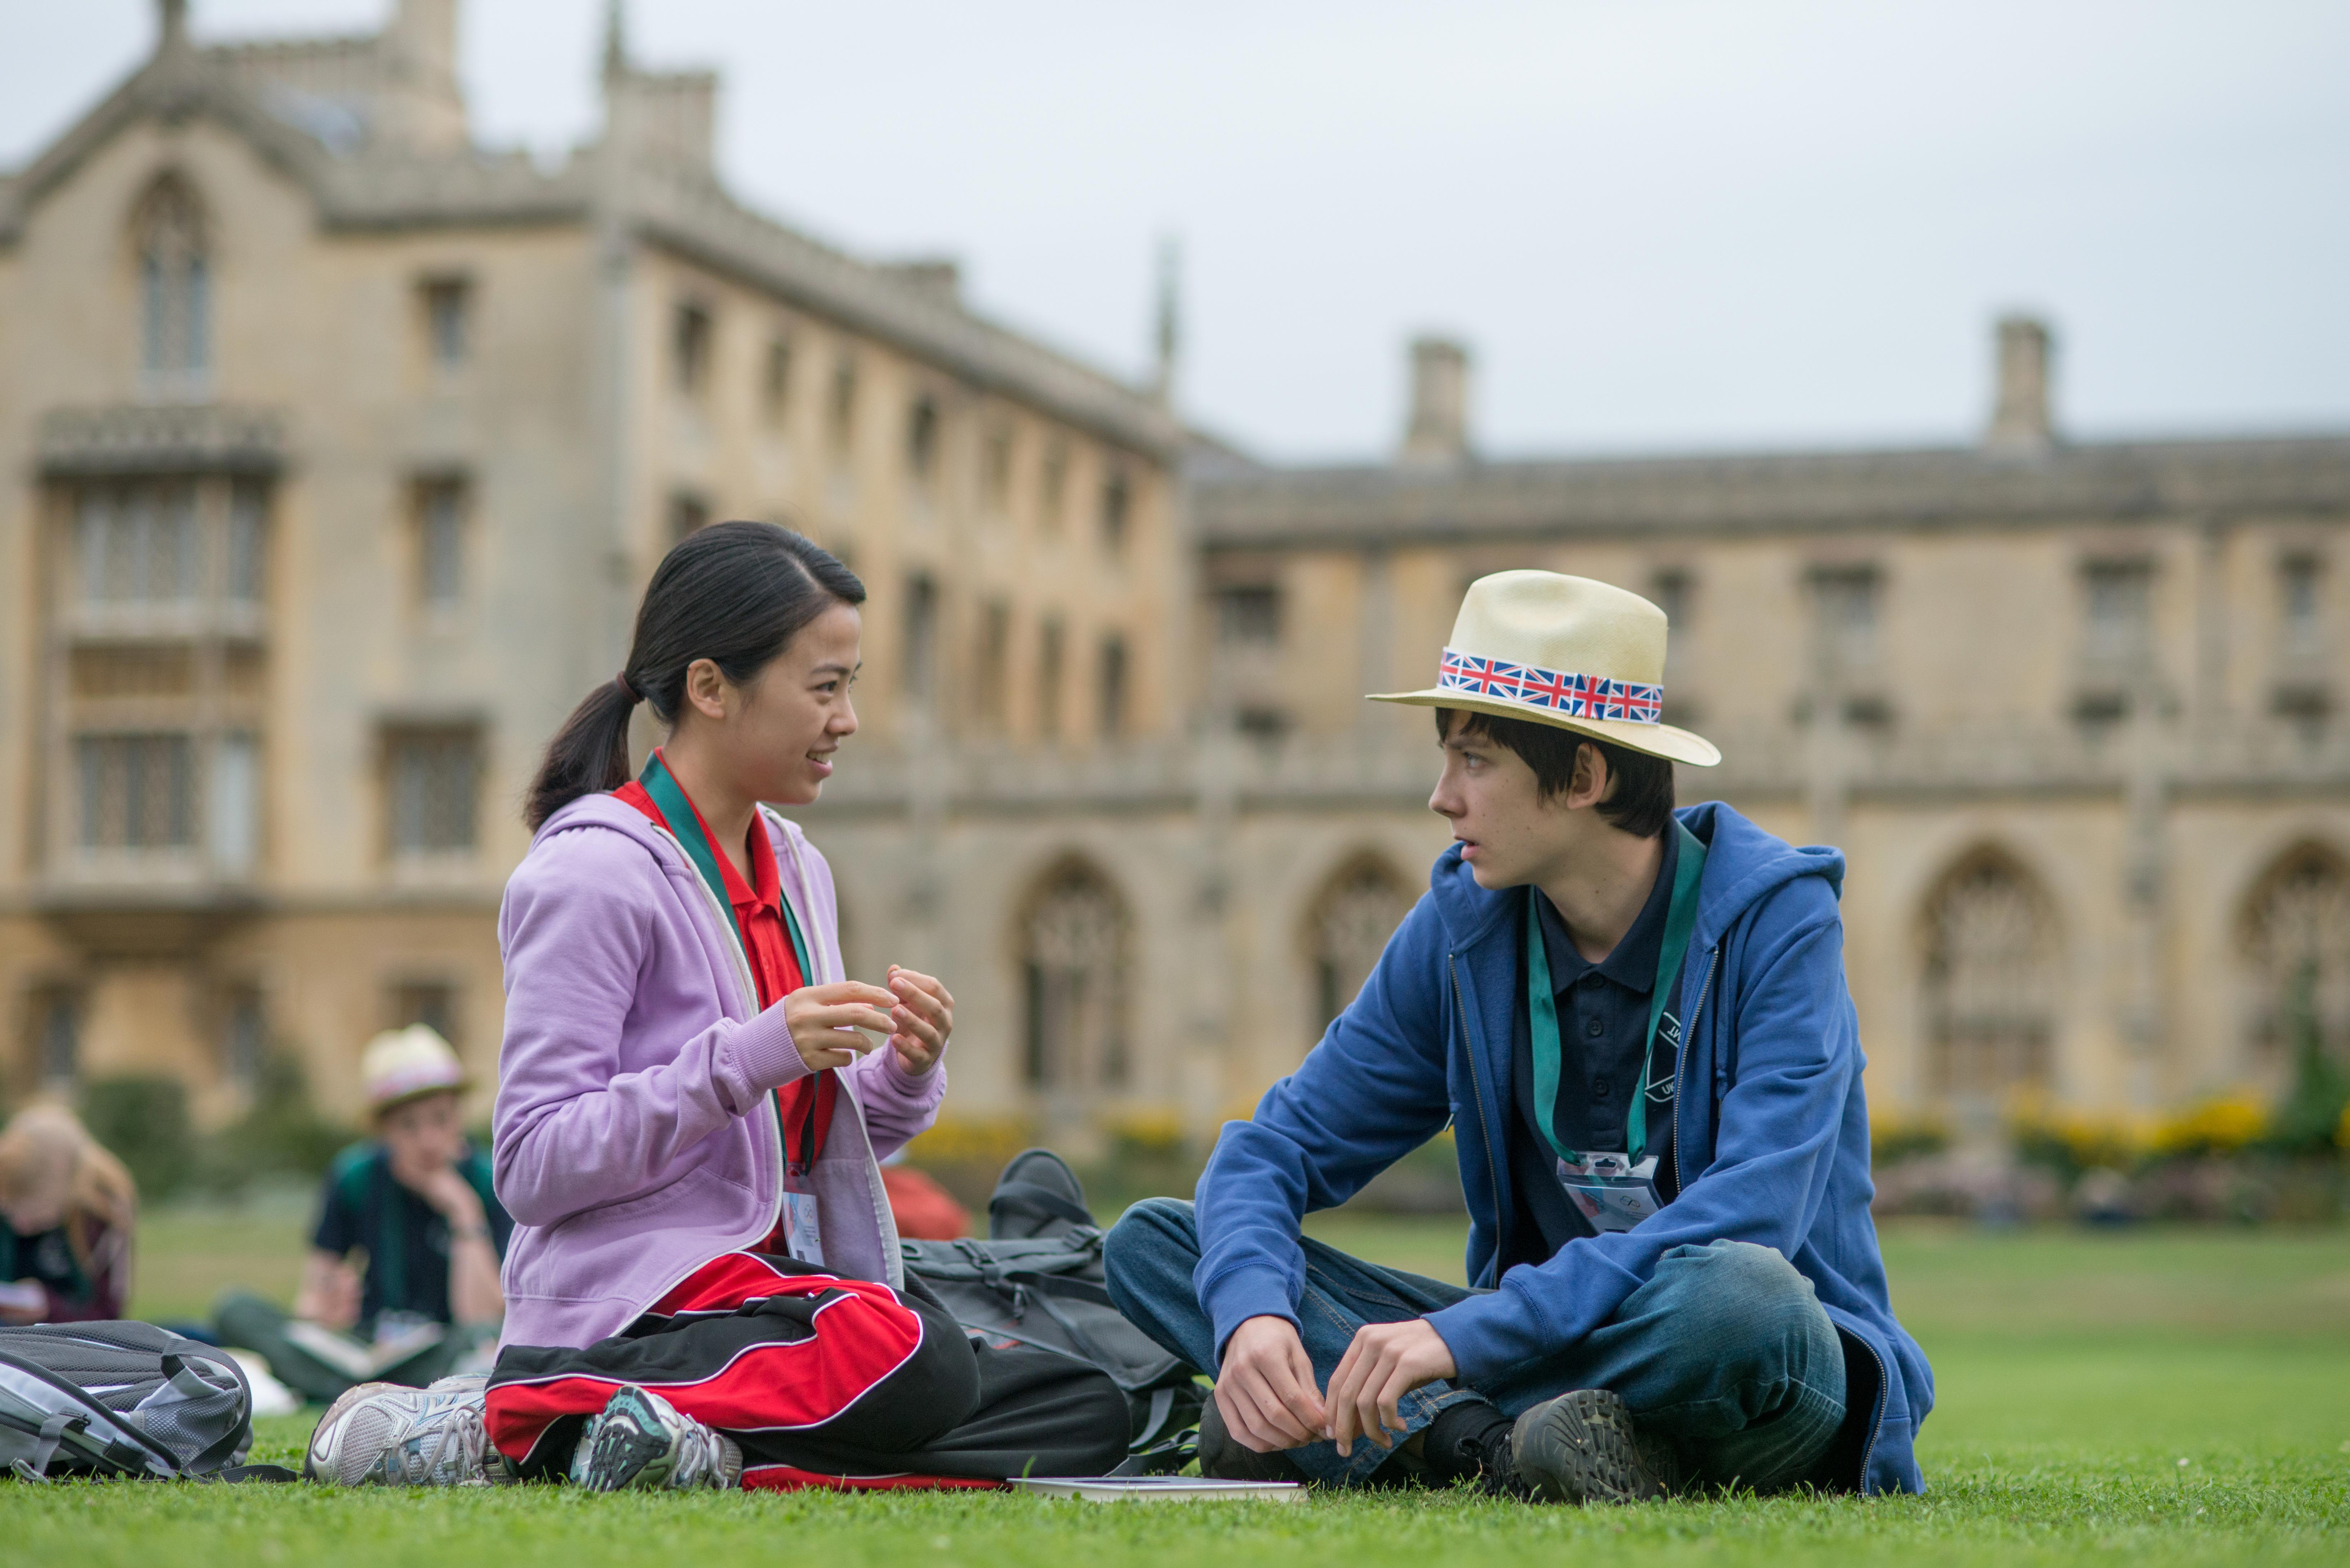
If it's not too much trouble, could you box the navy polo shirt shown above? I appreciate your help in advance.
[1503,827,1687,1270]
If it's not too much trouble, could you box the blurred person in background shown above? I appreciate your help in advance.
[0,1104,137,1323]
[302,523,1125,1493]
[212,1025,510,1403]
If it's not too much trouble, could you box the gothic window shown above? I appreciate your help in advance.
[1038,441,1068,535]
[976,600,1011,732]
[1920,851,2059,1100]
[763,336,792,426]
[1099,471,1131,553]
[78,483,201,604]
[673,301,712,396]
[2278,553,2327,665]
[902,574,939,708]
[1020,860,1130,1092]
[1307,854,1414,1035]
[907,396,939,481]
[77,733,195,850]
[135,175,209,387]
[1097,634,1128,738]
[1215,585,1281,647]
[416,476,468,606]
[2241,845,2350,1068]
[2080,558,2154,668]
[1807,564,1879,675]
[422,277,470,369]
[384,725,480,857]
[1037,618,1065,738]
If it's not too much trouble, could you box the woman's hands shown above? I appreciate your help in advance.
[783,981,900,1072]
[883,965,953,1076]
[777,969,952,1077]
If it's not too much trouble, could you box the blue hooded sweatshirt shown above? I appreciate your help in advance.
[1192,801,1931,1495]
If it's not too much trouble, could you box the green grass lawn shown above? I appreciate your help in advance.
[5,1203,2344,1565]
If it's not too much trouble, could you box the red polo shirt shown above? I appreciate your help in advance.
[614,765,838,1186]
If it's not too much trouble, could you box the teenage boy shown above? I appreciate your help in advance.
[1106,571,1930,1501]
[216,1026,512,1403]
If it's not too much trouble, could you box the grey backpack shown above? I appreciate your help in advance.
[900,1229,1204,1452]
[0,1321,284,1482]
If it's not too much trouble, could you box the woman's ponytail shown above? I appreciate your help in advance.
[523,676,642,831]
[523,522,864,831]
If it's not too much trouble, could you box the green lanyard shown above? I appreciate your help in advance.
[1526,819,1708,1167]
[639,752,814,984]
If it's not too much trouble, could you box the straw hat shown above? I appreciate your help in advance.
[1370,570,1720,767]
[360,1025,469,1114]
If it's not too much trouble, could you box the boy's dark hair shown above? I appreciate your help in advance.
[1437,707,1677,838]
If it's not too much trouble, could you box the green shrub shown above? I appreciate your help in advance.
[80,1074,198,1203]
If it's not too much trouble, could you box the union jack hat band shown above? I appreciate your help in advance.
[1437,648,1664,724]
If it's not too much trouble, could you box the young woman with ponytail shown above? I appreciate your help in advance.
[302,522,1128,1493]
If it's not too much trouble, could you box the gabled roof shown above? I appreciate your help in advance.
[1192,434,2350,548]
[0,34,1179,458]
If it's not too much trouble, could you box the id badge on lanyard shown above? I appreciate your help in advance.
[1555,1151,1664,1234]
[778,1079,828,1267]
[779,1172,824,1266]
[1526,821,1707,1236]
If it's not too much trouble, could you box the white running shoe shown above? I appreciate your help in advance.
[304,1378,505,1487]
[570,1385,743,1492]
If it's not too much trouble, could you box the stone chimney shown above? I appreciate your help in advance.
[155,0,190,55]
[1985,315,2056,454]
[361,0,469,153]
[599,1,719,179]
[1398,336,1472,466]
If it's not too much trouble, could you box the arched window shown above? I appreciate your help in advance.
[1920,850,2059,1101]
[134,175,210,387]
[2241,844,2350,1066]
[1020,858,1130,1092]
[1307,853,1414,1035]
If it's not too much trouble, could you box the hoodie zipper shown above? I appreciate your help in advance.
[648,821,785,1248]
[1449,955,1505,1272]
[1668,945,1722,1197]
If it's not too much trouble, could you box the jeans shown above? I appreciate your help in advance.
[1105,1198,1848,1491]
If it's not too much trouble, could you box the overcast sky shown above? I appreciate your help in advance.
[6,0,2347,461]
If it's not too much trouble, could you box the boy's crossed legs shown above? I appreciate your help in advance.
[1105,1197,1852,1496]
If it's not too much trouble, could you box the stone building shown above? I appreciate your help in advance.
[3,3,2344,1143]
[0,1,1182,1125]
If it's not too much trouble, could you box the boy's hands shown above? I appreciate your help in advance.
[1216,1315,1328,1453]
[882,965,953,1076]
[1326,1317,1457,1457]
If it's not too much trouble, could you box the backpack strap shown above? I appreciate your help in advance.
[9,1410,79,1483]
[987,1182,1096,1232]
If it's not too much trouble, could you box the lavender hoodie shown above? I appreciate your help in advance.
[491,792,944,1352]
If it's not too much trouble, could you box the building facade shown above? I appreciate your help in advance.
[0,1,1182,1124]
[3,4,2344,1142]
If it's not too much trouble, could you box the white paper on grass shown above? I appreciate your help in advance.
[1007,1477,1306,1504]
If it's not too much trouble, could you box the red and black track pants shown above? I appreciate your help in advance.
[483,1251,1129,1490]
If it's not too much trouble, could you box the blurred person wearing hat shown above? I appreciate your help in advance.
[212,1024,512,1404]
[0,1103,138,1324]
[1107,571,1931,1503]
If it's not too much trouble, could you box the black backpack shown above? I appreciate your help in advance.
[897,1151,1203,1457]
[0,1321,288,1482]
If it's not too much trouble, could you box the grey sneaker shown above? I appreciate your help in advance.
[304,1380,498,1487]
[571,1385,742,1492]
[1506,1389,1676,1504]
